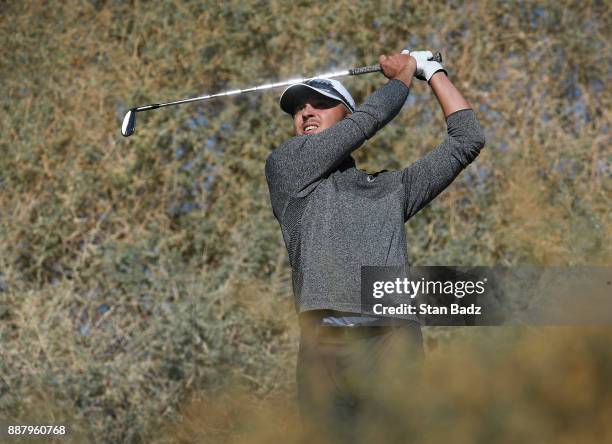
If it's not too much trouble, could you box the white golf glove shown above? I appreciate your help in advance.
[401,49,447,83]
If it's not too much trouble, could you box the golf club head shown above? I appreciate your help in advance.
[121,109,136,137]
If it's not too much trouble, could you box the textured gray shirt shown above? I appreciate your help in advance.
[265,79,486,323]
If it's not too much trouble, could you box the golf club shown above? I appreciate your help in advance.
[121,52,442,137]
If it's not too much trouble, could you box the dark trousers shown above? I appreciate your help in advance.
[296,313,424,443]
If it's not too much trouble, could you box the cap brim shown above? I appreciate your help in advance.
[279,84,353,115]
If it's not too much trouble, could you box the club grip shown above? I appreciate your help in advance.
[349,65,383,75]
[349,52,442,76]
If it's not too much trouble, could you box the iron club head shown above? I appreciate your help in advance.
[121,109,136,137]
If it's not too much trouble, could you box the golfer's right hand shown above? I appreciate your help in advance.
[379,53,416,87]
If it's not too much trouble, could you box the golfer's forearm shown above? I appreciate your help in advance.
[266,124,363,195]
[429,72,472,119]
[266,80,409,194]
[345,79,409,137]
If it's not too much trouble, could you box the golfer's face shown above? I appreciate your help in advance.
[293,92,349,136]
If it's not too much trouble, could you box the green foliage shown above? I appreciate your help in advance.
[0,0,610,442]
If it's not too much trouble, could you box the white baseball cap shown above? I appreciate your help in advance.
[279,78,356,115]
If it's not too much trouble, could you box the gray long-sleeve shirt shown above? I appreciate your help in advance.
[265,79,486,322]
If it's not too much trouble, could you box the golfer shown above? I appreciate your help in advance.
[265,50,485,441]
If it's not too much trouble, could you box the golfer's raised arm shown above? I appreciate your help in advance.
[265,80,409,195]
[429,71,473,119]
[402,73,486,220]
[266,53,416,195]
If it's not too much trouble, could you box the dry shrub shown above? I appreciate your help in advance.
[160,327,612,444]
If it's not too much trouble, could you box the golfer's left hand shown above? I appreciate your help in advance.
[404,49,447,83]
[379,53,417,87]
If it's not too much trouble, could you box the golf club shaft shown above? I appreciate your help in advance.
[132,52,442,113]
[122,52,442,136]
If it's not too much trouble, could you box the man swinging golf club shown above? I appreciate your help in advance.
[265,49,485,441]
